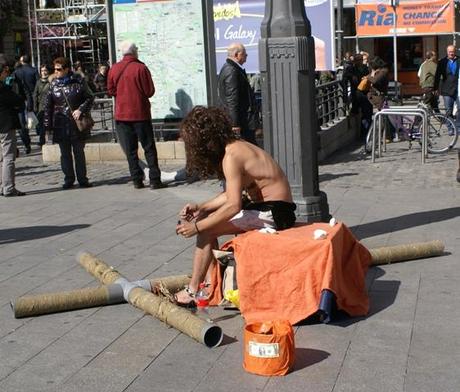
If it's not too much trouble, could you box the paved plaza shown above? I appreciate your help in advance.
[0,137,459,392]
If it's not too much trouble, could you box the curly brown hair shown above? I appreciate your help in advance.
[180,106,239,179]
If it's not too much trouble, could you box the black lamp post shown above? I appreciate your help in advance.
[259,0,330,222]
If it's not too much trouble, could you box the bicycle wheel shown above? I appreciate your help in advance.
[427,114,458,153]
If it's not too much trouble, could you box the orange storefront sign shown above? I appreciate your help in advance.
[356,0,454,36]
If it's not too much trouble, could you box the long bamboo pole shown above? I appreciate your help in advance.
[11,275,190,319]
[77,251,223,348]
[369,240,445,266]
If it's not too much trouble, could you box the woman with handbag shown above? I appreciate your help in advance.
[44,57,94,189]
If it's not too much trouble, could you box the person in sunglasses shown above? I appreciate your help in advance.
[43,57,94,189]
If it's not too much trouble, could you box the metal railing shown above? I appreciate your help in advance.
[371,106,428,164]
[315,80,347,128]
[93,81,348,141]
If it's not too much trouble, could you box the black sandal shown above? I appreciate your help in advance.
[173,286,197,308]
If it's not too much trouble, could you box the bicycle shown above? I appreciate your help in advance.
[365,101,458,154]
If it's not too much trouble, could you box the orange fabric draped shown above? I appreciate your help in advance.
[209,223,371,325]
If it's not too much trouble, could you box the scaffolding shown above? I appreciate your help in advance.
[27,0,107,72]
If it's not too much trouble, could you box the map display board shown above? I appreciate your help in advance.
[112,0,208,121]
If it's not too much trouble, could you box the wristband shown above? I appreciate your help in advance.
[194,221,200,234]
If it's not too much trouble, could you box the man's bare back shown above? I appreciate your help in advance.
[224,140,292,204]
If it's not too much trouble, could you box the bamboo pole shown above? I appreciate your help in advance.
[77,251,223,348]
[11,275,190,319]
[369,240,445,266]
[12,285,122,318]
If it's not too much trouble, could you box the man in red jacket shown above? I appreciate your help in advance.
[107,41,166,190]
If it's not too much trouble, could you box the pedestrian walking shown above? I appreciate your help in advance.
[14,55,37,153]
[33,64,50,147]
[217,42,260,144]
[434,44,460,134]
[418,51,438,110]
[107,40,166,190]
[0,61,26,197]
[43,57,93,189]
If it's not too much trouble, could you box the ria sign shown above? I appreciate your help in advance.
[355,0,454,36]
[358,4,394,27]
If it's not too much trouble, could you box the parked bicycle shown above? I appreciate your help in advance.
[365,101,458,154]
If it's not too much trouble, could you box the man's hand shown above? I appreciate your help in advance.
[176,220,198,238]
[72,109,82,120]
[180,203,199,222]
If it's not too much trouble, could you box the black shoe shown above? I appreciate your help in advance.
[25,145,31,154]
[133,181,144,189]
[457,169,460,183]
[79,182,93,188]
[150,181,167,190]
[4,189,26,197]
[62,183,74,190]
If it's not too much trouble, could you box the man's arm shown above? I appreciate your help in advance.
[140,66,155,98]
[434,60,442,91]
[107,68,116,97]
[194,153,243,233]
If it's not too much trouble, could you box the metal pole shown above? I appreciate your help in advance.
[105,0,117,142]
[106,0,117,66]
[259,0,330,221]
[201,0,218,107]
[392,2,398,98]
[26,0,35,66]
[336,0,343,64]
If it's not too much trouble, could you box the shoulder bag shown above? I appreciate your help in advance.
[61,87,95,132]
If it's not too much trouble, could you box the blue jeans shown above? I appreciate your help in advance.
[442,95,460,134]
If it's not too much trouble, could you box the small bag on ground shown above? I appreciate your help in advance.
[26,111,38,130]
[243,320,295,376]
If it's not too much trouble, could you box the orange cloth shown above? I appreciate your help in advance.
[210,222,371,325]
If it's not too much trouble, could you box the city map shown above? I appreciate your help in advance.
[113,0,208,121]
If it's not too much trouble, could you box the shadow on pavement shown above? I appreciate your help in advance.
[0,224,90,244]
[351,207,460,239]
[319,172,358,182]
[16,168,61,176]
[292,348,330,371]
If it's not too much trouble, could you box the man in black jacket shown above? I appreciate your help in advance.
[13,55,37,153]
[0,61,26,196]
[217,43,259,144]
[434,45,460,134]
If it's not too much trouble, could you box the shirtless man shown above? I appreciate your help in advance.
[175,106,296,305]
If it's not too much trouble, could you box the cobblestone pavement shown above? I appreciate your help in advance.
[1,133,459,392]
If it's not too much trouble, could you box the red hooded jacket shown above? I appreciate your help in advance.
[107,55,155,121]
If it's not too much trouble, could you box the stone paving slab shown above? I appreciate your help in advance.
[0,138,459,392]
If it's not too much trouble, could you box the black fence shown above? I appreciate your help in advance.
[315,80,347,128]
[93,81,348,142]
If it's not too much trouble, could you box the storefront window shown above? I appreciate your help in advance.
[398,36,423,71]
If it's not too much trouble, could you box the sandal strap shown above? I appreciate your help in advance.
[184,285,196,298]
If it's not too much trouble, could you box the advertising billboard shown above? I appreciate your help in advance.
[214,0,336,72]
[355,0,455,37]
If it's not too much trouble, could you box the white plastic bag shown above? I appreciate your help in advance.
[26,111,38,130]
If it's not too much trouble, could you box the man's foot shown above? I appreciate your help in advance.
[133,181,144,189]
[4,189,26,197]
[174,287,197,308]
[150,181,167,190]
[25,145,31,154]
[79,182,93,188]
[62,182,74,190]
